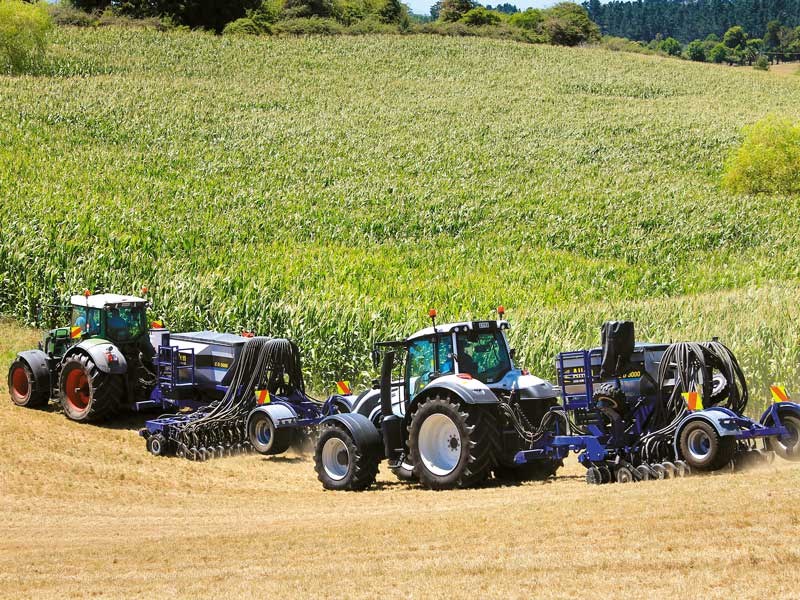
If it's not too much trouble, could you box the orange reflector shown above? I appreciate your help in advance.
[150,320,164,329]
[457,373,473,380]
[335,381,352,395]
[255,389,270,405]
[682,390,703,411]
[770,385,789,403]
[70,326,82,339]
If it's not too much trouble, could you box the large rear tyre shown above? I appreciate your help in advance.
[678,420,736,471]
[314,424,380,491]
[248,411,293,455]
[58,354,123,422]
[766,412,800,461]
[8,359,49,408]
[408,395,496,490]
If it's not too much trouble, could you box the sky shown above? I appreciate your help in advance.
[407,0,559,16]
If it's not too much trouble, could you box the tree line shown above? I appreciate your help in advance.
[584,0,800,43]
[57,0,601,46]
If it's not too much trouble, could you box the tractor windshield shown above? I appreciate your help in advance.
[456,331,511,383]
[106,305,146,342]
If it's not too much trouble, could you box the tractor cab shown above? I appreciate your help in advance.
[68,294,149,346]
[404,319,513,400]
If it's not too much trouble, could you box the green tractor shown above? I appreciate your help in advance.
[7,292,158,422]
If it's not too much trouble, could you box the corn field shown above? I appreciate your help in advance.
[1,29,800,404]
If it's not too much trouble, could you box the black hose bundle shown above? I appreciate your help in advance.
[168,337,305,460]
[640,340,748,461]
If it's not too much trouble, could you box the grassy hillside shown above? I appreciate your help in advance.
[1,320,799,599]
[2,29,800,401]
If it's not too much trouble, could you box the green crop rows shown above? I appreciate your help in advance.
[2,29,800,405]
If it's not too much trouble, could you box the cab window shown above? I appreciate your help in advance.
[106,306,145,341]
[71,307,101,336]
[406,335,454,399]
[456,331,511,383]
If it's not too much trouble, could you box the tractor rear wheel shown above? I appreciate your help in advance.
[248,411,293,455]
[8,359,49,408]
[766,412,800,462]
[408,395,496,490]
[314,424,380,491]
[678,420,736,471]
[59,354,123,422]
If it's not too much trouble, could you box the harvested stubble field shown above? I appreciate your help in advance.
[1,321,799,599]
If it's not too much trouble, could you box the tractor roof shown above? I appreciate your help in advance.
[406,320,510,343]
[70,293,147,308]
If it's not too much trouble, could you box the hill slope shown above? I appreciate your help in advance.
[2,30,800,397]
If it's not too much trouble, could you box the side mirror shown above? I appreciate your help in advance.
[509,348,517,360]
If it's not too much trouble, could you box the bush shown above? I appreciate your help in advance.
[222,17,266,35]
[508,8,541,30]
[754,55,769,70]
[709,42,728,63]
[542,3,599,46]
[599,35,653,54]
[659,36,681,56]
[438,0,475,22]
[685,39,705,61]
[0,1,52,74]
[461,7,500,26]
[723,115,800,195]
[48,3,97,26]
[273,16,343,34]
[347,15,394,33]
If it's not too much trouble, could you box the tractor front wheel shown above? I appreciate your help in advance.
[678,420,735,471]
[8,359,49,408]
[59,354,123,422]
[408,395,496,490]
[314,424,380,491]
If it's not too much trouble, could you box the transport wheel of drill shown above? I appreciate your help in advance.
[649,463,666,479]
[59,354,123,422]
[314,424,379,491]
[598,464,612,484]
[585,466,602,485]
[409,395,496,490]
[766,413,800,462]
[248,412,293,455]
[146,434,168,457]
[674,460,691,477]
[636,465,652,481]
[616,465,635,483]
[8,359,49,408]
[679,420,736,471]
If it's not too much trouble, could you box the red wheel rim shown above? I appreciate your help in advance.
[11,366,30,402]
[65,368,90,410]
